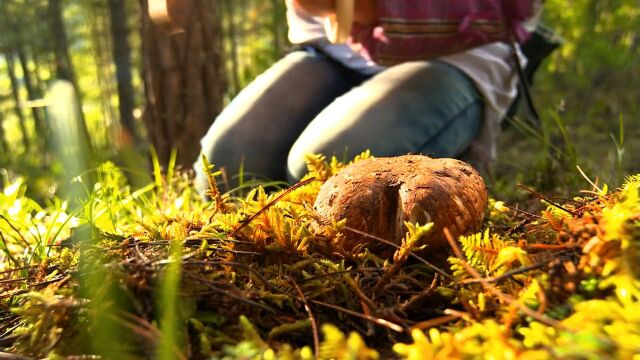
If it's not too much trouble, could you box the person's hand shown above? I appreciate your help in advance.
[148,0,193,33]
[295,0,377,44]
[293,0,377,25]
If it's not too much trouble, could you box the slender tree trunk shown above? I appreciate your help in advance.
[240,0,249,78]
[139,0,226,168]
[48,0,92,149]
[224,0,240,96]
[0,111,8,154]
[48,0,76,83]
[15,44,46,139]
[108,0,140,142]
[270,0,286,58]
[87,0,115,144]
[5,54,30,151]
[29,49,46,94]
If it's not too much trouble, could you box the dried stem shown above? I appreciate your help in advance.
[183,261,288,295]
[0,265,37,276]
[343,225,453,281]
[298,267,385,283]
[503,204,543,219]
[183,271,278,314]
[0,351,34,360]
[229,177,317,238]
[0,277,29,285]
[410,314,459,331]
[0,215,31,249]
[459,258,560,285]
[517,184,579,216]
[400,275,438,312]
[310,299,404,333]
[288,276,319,359]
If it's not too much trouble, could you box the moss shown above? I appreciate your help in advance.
[1,155,639,359]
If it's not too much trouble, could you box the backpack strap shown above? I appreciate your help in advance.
[510,40,541,128]
[505,25,563,128]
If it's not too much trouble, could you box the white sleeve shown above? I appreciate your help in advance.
[523,0,544,32]
[286,0,327,44]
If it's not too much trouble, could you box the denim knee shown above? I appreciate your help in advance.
[286,62,483,182]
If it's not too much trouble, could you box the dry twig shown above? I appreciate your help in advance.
[410,314,459,331]
[288,276,319,359]
[459,257,562,285]
[517,184,579,216]
[343,225,453,281]
[229,177,317,238]
[310,299,404,333]
[183,271,278,314]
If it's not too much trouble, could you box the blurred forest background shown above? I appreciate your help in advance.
[0,0,638,204]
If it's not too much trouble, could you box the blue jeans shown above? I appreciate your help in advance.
[195,49,482,192]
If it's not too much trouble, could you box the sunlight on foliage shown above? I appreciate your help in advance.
[318,324,379,360]
[1,155,639,359]
[0,177,78,268]
[449,229,528,281]
[394,321,519,359]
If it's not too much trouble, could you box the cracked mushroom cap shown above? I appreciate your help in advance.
[313,155,488,252]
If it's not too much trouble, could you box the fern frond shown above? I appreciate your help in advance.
[457,229,515,276]
[201,155,231,214]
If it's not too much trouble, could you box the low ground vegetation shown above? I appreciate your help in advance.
[0,154,639,359]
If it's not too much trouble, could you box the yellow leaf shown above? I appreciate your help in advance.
[493,246,529,271]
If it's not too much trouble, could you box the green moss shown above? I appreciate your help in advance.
[1,155,639,359]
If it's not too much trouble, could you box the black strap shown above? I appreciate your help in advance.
[510,40,541,128]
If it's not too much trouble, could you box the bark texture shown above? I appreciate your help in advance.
[314,155,488,252]
[0,111,7,153]
[15,44,45,139]
[108,0,139,141]
[4,54,30,151]
[139,0,226,168]
[48,0,75,83]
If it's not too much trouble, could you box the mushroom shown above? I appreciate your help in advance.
[314,155,488,252]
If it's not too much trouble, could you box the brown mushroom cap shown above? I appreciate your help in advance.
[313,155,488,252]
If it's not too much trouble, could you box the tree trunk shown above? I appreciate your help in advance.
[5,54,30,151]
[15,44,46,139]
[47,0,92,150]
[0,111,8,154]
[270,0,286,59]
[108,0,140,142]
[223,0,240,96]
[48,0,76,83]
[139,0,226,168]
[87,0,118,144]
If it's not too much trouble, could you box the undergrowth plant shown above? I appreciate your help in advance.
[0,152,638,359]
[0,177,78,269]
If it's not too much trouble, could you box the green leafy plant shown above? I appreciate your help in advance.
[1,155,639,359]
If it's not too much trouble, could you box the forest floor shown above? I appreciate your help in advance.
[0,155,639,359]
